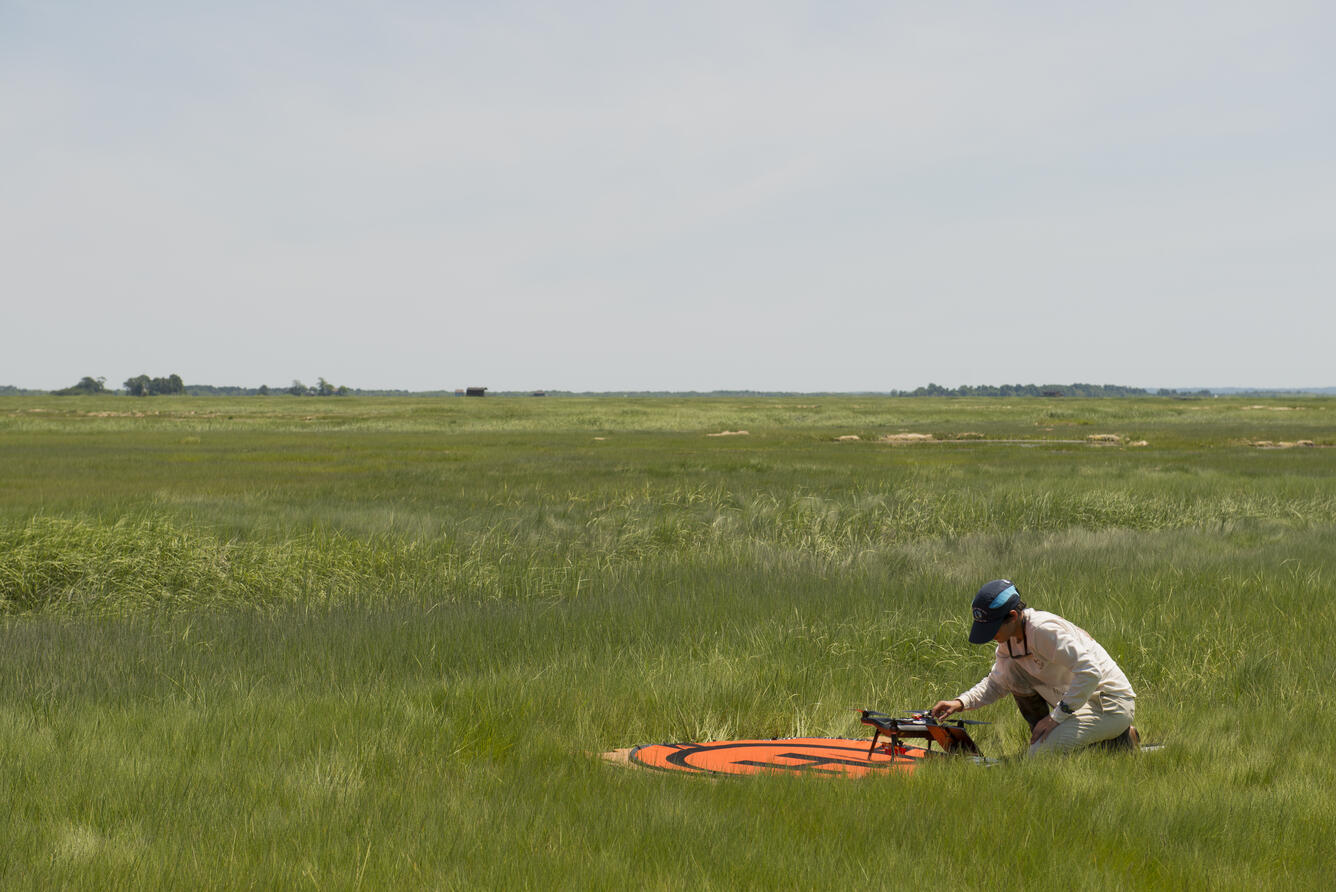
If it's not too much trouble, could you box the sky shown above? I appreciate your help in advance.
[3,0,1333,392]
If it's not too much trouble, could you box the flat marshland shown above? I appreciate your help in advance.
[2,395,1334,888]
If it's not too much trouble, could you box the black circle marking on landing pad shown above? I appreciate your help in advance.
[627,738,924,776]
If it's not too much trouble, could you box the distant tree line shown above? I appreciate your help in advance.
[123,373,184,396]
[182,380,353,396]
[1155,388,1214,398]
[50,374,187,396]
[890,383,1160,398]
[26,380,1235,399]
[190,378,351,396]
[52,376,110,396]
[43,375,357,397]
[183,384,256,396]
[282,378,350,396]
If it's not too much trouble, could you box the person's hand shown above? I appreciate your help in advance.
[930,699,963,720]
[1030,715,1059,745]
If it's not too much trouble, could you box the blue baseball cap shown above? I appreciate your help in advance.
[968,579,1021,644]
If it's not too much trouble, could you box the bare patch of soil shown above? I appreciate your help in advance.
[1250,440,1317,448]
[598,748,635,766]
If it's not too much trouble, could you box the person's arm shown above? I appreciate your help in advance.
[944,657,1008,714]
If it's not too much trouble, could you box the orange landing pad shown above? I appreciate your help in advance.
[608,737,927,776]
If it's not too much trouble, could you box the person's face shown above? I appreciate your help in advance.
[992,610,1022,642]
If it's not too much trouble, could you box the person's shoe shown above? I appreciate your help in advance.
[1093,726,1140,752]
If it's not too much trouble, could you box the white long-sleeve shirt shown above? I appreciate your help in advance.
[956,609,1136,725]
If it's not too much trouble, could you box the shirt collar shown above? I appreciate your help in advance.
[1004,609,1031,658]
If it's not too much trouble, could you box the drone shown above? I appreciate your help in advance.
[858,709,990,761]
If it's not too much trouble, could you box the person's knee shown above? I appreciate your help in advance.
[1027,712,1132,757]
[1027,726,1083,757]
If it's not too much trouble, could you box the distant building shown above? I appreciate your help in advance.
[466,387,487,397]
[1042,390,1064,397]
[531,390,546,397]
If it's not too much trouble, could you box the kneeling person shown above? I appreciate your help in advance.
[930,579,1138,755]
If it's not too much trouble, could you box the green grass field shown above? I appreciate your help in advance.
[2,395,1334,888]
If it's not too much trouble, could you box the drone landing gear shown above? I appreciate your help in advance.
[859,710,987,762]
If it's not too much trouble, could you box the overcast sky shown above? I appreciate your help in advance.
[4,1,1332,392]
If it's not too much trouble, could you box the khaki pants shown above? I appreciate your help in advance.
[1027,690,1135,756]
[994,663,1135,756]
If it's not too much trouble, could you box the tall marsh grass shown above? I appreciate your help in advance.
[4,481,1332,615]
[1,395,1334,887]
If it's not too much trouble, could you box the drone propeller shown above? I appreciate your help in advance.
[904,710,991,725]
[855,708,990,725]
